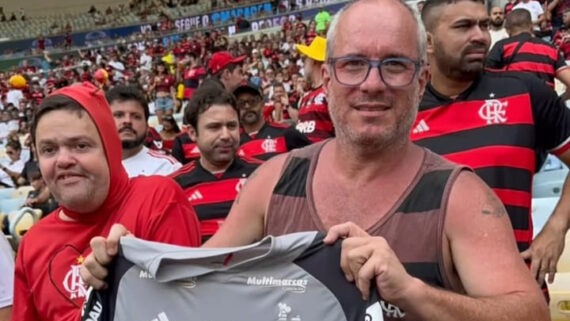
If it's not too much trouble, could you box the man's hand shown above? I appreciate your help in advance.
[80,224,131,290]
[325,223,418,302]
[24,198,38,207]
[323,221,370,244]
[339,236,419,302]
[521,220,567,286]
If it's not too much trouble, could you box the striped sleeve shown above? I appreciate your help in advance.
[527,74,570,154]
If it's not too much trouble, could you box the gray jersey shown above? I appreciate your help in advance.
[82,232,398,321]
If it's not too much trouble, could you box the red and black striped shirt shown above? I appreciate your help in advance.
[238,122,311,161]
[171,133,201,165]
[486,32,569,88]
[170,157,261,241]
[413,72,570,253]
[296,86,335,143]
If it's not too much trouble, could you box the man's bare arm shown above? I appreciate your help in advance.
[203,154,288,248]
[0,306,11,321]
[399,171,548,321]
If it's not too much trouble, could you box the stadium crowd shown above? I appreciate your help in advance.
[1,0,570,320]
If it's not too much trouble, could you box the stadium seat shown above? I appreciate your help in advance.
[0,188,16,200]
[12,186,34,199]
[8,207,40,246]
[0,197,26,214]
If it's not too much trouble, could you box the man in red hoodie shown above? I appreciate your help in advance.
[11,82,201,321]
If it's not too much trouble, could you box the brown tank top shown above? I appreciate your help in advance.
[266,142,467,319]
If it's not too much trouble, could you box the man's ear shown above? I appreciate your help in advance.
[188,125,198,141]
[322,63,331,96]
[426,32,435,56]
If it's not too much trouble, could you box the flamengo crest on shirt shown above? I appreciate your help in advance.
[479,99,508,125]
[261,138,278,153]
[64,264,88,299]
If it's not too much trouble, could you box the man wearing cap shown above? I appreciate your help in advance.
[12,82,200,321]
[295,36,335,143]
[202,51,246,92]
[106,85,182,177]
[235,82,310,161]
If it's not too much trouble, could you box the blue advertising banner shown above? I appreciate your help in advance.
[0,2,273,54]
[227,0,346,36]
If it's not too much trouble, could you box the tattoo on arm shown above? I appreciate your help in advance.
[234,168,260,205]
[481,189,507,218]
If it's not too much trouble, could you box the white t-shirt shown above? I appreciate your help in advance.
[0,158,25,187]
[490,28,509,50]
[140,54,153,72]
[122,146,182,178]
[6,90,23,107]
[0,235,14,309]
[513,1,544,28]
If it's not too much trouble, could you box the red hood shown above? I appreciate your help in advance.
[48,82,129,222]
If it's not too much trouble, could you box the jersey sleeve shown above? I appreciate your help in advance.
[171,137,186,164]
[12,240,42,321]
[555,48,569,72]
[528,75,570,155]
[0,237,13,309]
[144,179,201,247]
[486,41,504,70]
[284,127,312,151]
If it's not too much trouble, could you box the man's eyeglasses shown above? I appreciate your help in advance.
[328,56,421,88]
[237,97,261,108]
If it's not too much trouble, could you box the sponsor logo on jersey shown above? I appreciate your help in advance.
[82,287,103,321]
[139,270,155,279]
[296,121,316,133]
[246,276,308,293]
[364,300,405,320]
[63,263,88,300]
[412,119,430,134]
[83,300,103,321]
[278,302,301,321]
[188,190,203,201]
[381,300,405,318]
[151,312,170,321]
[479,99,508,125]
[365,302,383,321]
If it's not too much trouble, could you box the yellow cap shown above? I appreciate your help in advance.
[296,36,327,62]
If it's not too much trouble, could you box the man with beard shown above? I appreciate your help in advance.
[415,0,570,292]
[553,8,570,59]
[489,6,508,48]
[487,8,570,96]
[83,1,548,319]
[107,85,181,177]
[295,36,335,142]
[234,82,310,161]
[169,85,261,242]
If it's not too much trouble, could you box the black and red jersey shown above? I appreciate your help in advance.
[486,32,568,88]
[296,86,335,143]
[170,157,261,241]
[412,72,570,253]
[171,133,201,165]
[31,90,44,105]
[238,122,311,161]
